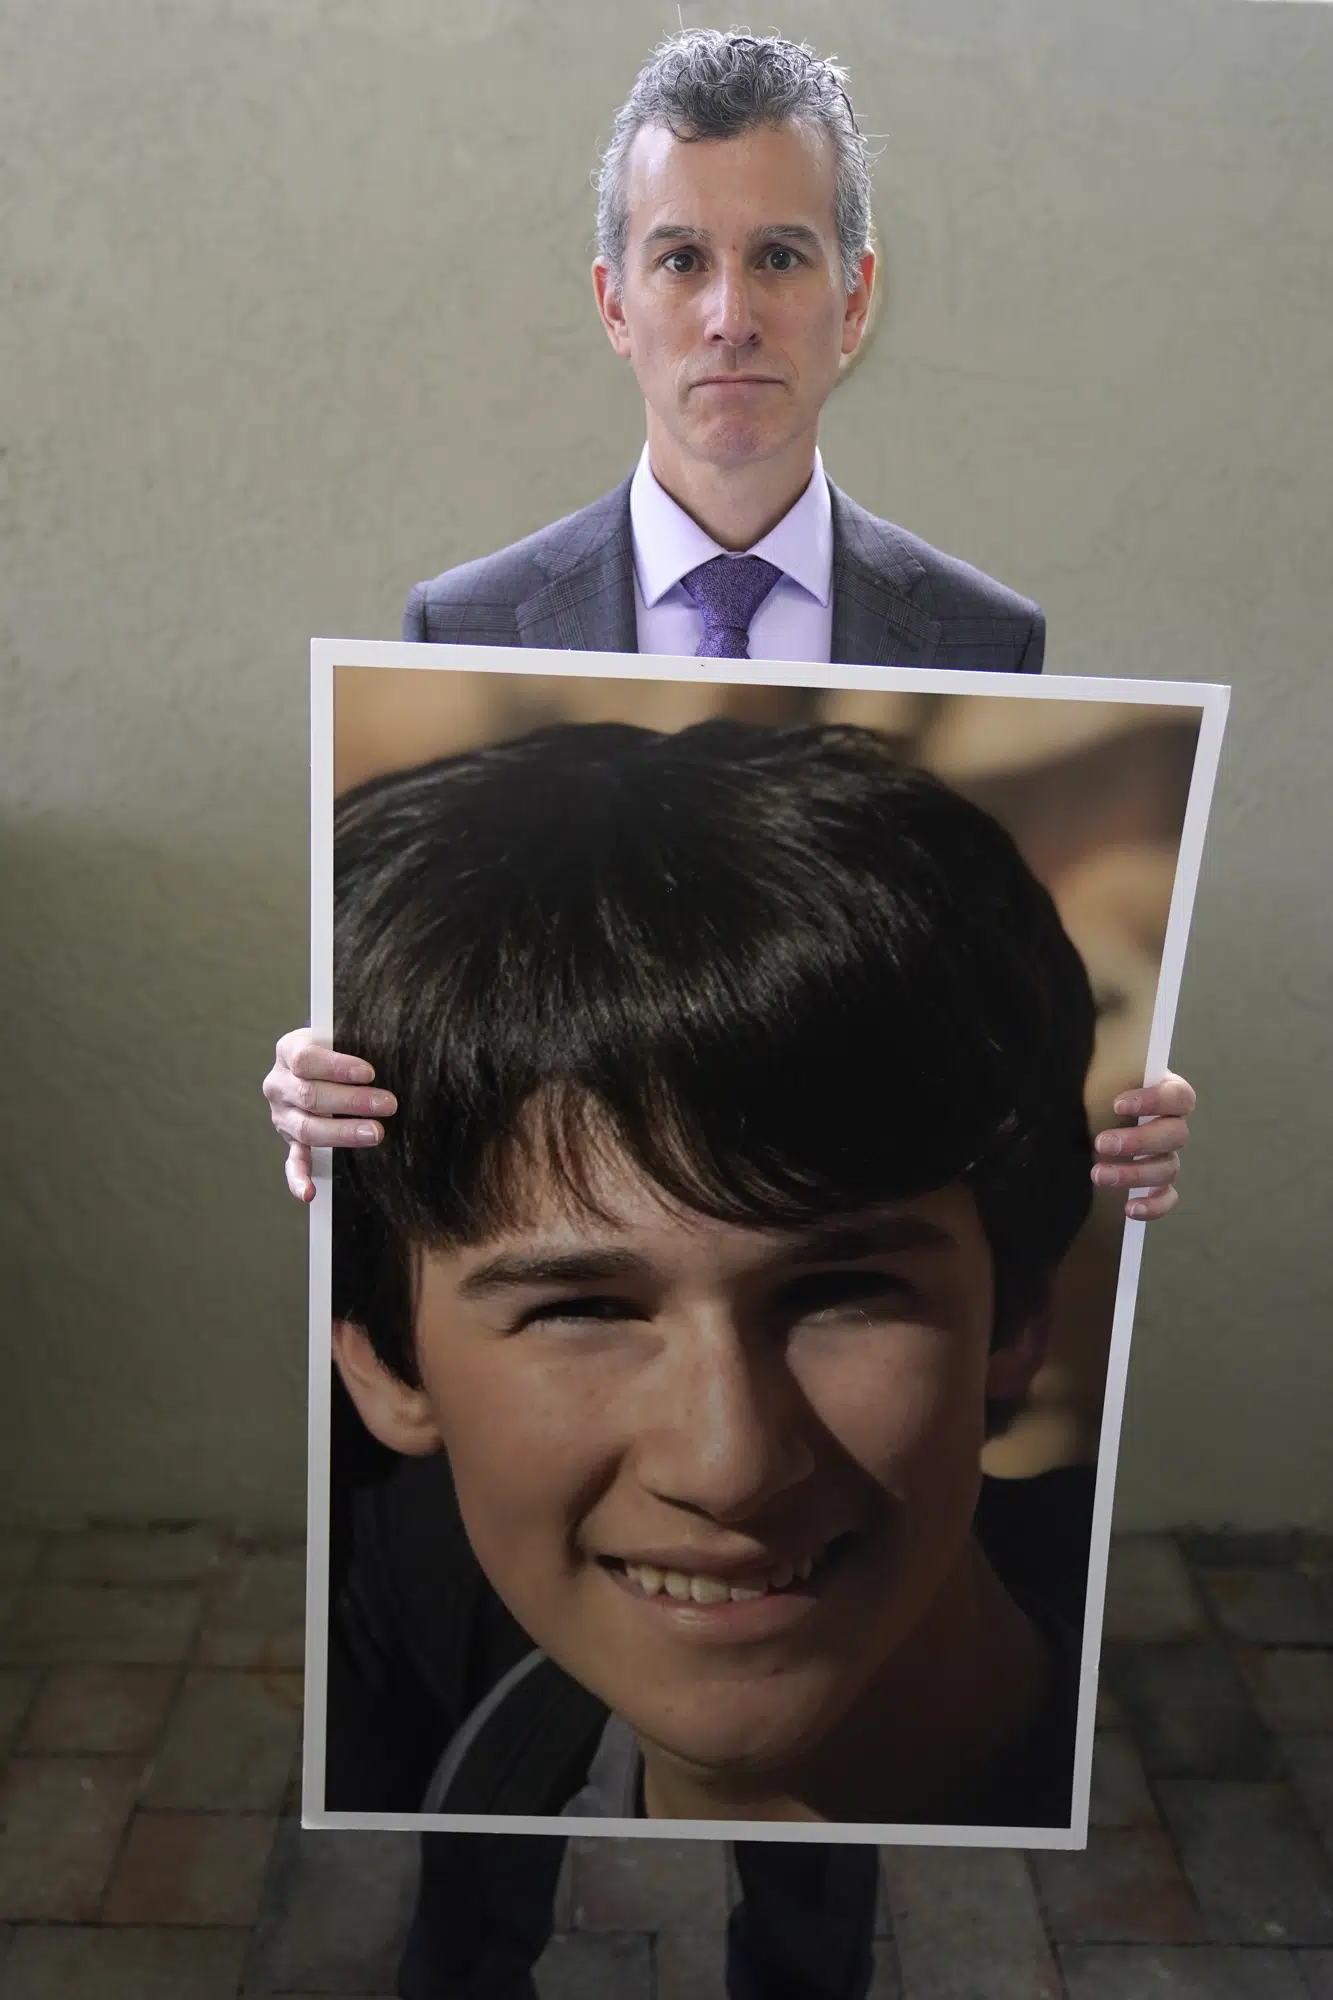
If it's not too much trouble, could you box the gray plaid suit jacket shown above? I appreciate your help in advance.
[403,473,1044,672]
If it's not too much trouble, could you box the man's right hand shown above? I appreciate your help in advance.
[263,1027,398,1203]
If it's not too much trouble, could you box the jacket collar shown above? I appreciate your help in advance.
[514,478,638,655]
[514,472,942,668]
[827,480,942,668]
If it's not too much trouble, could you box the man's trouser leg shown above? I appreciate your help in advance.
[727,1841,879,2000]
[397,1831,565,2000]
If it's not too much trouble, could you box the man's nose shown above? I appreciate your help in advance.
[702,262,763,348]
[628,1319,816,1523]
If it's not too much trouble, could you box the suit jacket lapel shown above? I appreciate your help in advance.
[515,478,638,655]
[828,480,943,668]
[512,472,943,668]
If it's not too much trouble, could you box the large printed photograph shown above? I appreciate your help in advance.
[303,643,1226,1847]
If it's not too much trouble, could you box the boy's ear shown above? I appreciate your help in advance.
[984,1284,1055,1406]
[332,1320,443,1458]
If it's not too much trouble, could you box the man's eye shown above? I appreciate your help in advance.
[663,251,697,274]
[764,246,801,270]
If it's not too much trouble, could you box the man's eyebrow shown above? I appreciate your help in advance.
[457,1247,650,1299]
[778,1216,960,1265]
[640,222,825,253]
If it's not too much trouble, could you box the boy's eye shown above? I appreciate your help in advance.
[517,1295,639,1330]
[781,1271,913,1324]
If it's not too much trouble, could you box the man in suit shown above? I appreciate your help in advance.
[265,29,1195,1999]
[400,465,1042,671]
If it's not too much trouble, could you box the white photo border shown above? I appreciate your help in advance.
[304,636,1231,1850]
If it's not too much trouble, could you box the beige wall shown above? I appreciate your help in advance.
[2,0,1329,1531]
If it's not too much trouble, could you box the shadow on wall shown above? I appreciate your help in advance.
[0,814,309,1525]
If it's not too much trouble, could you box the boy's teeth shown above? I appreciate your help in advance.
[688,1574,732,1605]
[622,1549,825,1603]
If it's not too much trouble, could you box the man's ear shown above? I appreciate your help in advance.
[332,1320,443,1458]
[840,244,877,359]
[592,256,633,358]
[984,1283,1055,1407]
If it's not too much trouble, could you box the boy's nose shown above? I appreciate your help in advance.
[627,1322,816,1522]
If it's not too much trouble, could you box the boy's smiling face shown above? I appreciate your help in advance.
[334,1130,1045,1802]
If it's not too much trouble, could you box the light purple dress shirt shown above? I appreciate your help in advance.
[629,442,834,665]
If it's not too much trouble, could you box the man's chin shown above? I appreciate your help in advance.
[699,422,778,462]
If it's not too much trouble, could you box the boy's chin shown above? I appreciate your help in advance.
[626,1689,847,1799]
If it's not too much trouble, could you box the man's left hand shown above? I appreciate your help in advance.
[1091,1070,1196,1222]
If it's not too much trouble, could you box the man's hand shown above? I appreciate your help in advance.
[1091,1069,1196,1222]
[262,1027,398,1203]
[262,1032,1196,1220]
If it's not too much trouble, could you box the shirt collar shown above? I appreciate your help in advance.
[629,441,833,609]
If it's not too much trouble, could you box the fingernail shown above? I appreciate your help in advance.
[1128,1202,1149,1220]
[1114,1094,1138,1115]
[1096,1132,1121,1156]
[1092,1165,1118,1188]
[369,1092,396,1113]
[355,1122,380,1143]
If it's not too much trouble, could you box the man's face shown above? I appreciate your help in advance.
[382,1143,1038,1793]
[593,119,873,479]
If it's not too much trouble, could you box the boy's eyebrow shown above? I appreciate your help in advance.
[780,1216,959,1264]
[457,1248,650,1299]
[456,1216,956,1300]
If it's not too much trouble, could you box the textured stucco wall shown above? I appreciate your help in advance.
[2,0,1330,1530]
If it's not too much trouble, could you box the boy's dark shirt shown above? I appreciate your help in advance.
[326,1382,1094,1826]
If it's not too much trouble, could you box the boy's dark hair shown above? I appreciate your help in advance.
[332,719,1096,1386]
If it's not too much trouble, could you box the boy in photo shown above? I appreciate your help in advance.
[325,715,1098,1832]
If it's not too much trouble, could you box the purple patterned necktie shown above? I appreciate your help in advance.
[679,553,783,659]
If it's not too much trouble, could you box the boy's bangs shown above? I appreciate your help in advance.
[384,940,1053,1255]
[442,1075,972,1250]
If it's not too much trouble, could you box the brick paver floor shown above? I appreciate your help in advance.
[0,1523,1330,1998]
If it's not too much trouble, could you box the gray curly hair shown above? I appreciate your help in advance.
[595,29,873,296]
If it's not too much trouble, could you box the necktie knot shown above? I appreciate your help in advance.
[680,554,783,659]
